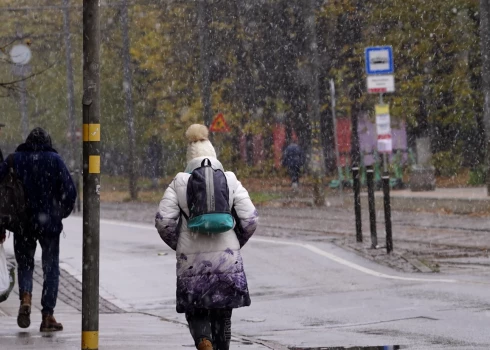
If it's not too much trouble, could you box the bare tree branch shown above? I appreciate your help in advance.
[0,62,56,88]
[0,37,20,51]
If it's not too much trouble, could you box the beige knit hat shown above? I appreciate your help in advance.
[185,124,217,162]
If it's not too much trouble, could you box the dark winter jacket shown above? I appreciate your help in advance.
[282,143,304,169]
[0,129,77,236]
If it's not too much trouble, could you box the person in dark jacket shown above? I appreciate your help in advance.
[0,124,4,244]
[0,127,77,332]
[0,122,4,163]
[282,143,305,189]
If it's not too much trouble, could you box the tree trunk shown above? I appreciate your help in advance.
[479,0,490,195]
[304,0,325,206]
[121,0,137,200]
[63,0,81,212]
[198,0,212,127]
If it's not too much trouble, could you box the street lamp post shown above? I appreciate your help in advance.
[9,43,32,140]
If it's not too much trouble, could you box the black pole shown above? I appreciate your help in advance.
[382,154,393,254]
[19,75,29,140]
[352,166,362,242]
[480,0,490,196]
[366,165,377,248]
[82,1,100,349]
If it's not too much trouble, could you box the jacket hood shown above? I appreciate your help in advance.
[26,127,52,147]
[16,127,57,153]
[184,156,224,173]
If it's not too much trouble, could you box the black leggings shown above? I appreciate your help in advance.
[185,308,232,350]
[287,166,300,184]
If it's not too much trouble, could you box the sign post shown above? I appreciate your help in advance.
[82,1,101,349]
[365,46,394,254]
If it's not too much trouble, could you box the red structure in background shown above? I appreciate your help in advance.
[239,134,265,165]
[271,119,351,169]
[240,116,406,169]
[247,119,351,169]
[337,118,352,167]
[273,124,286,169]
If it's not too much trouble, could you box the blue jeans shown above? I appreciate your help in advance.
[14,233,60,315]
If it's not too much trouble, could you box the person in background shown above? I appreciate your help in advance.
[0,123,4,245]
[0,127,77,332]
[282,142,305,189]
[0,123,5,162]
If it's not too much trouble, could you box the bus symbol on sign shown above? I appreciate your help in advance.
[371,57,388,65]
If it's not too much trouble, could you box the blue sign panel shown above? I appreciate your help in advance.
[365,46,394,75]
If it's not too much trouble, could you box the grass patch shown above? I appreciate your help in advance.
[249,192,282,205]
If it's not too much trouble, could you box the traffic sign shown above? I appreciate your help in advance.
[375,104,392,153]
[365,46,394,75]
[209,113,230,132]
[367,75,395,94]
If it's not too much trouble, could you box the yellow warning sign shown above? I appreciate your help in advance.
[209,113,230,132]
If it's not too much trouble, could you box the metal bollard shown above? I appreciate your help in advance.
[382,154,393,254]
[366,166,377,248]
[352,166,362,242]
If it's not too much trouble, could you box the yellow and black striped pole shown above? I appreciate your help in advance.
[82,1,100,349]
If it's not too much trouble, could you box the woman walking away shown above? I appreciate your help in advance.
[155,124,258,350]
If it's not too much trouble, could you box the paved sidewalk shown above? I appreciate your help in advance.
[0,236,273,350]
[388,187,487,199]
[0,312,273,350]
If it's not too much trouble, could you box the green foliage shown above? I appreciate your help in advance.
[432,151,463,177]
[468,166,487,185]
[0,0,485,179]
[249,192,282,205]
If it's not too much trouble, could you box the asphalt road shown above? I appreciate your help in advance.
[1,216,489,349]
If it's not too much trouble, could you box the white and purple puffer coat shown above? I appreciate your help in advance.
[155,157,258,313]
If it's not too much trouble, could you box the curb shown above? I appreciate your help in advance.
[343,192,490,214]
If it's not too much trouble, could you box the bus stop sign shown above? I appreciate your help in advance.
[365,46,394,75]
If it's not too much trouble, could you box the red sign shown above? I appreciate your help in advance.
[209,113,230,132]
[368,88,387,93]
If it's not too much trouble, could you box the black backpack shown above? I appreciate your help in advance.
[0,155,26,232]
[181,158,234,234]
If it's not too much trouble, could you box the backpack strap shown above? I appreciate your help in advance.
[179,208,189,221]
[6,155,15,176]
[201,158,212,167]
